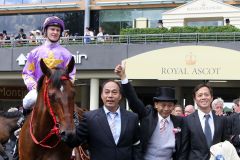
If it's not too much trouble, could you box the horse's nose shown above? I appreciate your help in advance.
[60,130,75,142]
[60,130,66,137]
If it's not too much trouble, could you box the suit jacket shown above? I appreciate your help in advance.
[227,113,240,156]
[179,110,227,160]
[67,107,141,160]
[122,82,183,160]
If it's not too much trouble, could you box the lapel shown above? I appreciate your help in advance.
[193,111,209,147]
[148,109,159,137]
[117,107,128,145]
[96,108,116,145]
[170,115,181,151]
[212,113,220,144]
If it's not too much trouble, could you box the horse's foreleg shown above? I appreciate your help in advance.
[0,143,9,160]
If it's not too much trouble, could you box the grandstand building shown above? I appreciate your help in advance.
[0,0,240,110]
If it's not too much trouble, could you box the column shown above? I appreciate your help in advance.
[90,78,99,110]
[80,85,89,109]
[84,0,91,29]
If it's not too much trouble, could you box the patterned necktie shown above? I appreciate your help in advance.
[109,112,118,144]
[204,114,212,147]
[160,119,167,133]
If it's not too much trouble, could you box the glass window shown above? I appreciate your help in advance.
[0,11,84,37]
[187,20,223,27]
[0,0,4,5]
[99,8,172,33]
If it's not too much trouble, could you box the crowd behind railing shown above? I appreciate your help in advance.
[1,32,240,48]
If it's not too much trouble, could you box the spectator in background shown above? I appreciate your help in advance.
[227,97,240,156]
[29,31,36,45]
[184,104,195,116]
[84,27,94,44]
[172,104,184,116]
[232,98,240,113]
[97,26,105,42]
[212,97,224,116]
[3,30,10,41]
[35,30,43,44]
[15,28,27,40]
[157,20,163,28]
[0,33,4,46]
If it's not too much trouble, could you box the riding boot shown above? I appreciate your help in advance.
[17,108,32,128]
[12,139,19,160]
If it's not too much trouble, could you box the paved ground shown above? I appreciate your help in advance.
[0,140,15,160]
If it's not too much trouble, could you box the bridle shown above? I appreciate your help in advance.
[30,75,69,148]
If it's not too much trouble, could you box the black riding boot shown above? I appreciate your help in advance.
[17,108,32,128]
[12,139,19,160]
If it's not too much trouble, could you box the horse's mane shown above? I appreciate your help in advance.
[0,111,22,118]
[37,68,66,92]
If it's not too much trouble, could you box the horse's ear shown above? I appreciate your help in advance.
[40,59,51,77]
[66,56,75,75]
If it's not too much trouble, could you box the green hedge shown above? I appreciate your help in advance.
[120,25,240,35]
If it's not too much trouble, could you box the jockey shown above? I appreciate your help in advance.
[13,16,76,160]
[17,16,76,126]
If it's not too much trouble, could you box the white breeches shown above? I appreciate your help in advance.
[23,89,38,109]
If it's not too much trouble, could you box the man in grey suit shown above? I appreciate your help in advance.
[62,80,141,160]
[179,83,227,160]
[115,63,183,160]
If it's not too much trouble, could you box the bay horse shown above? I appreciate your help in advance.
[19,57,76,160]
[0,110,22,160]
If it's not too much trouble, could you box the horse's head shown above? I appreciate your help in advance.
[39,57,75,139]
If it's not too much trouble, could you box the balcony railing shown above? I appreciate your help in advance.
[1,32,240,48]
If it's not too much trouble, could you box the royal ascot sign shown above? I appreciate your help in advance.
[125,46,240,80]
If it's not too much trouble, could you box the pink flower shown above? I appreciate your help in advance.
[173,127,181,134]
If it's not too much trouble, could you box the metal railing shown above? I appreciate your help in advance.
[0,32,240,48]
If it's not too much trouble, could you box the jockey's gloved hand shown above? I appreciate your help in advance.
[73,111,80,127]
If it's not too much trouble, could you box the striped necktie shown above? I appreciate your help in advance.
[160,119,167,133]
[108,112,118,144]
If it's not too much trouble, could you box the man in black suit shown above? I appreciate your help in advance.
[179,83,227,160]
[115,63,183,160]
[63,80,141,160]
[227,98,240,156]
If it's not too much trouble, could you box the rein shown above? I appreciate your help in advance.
[30,75,69,148]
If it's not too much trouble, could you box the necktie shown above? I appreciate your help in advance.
[204,114,212,147]
[160,119,167,133]
[109,112,118,144]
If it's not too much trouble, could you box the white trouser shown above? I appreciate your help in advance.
[23,89,38,109]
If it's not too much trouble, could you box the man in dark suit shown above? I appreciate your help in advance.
[179,83,227,160]
[63,80,141,160]
[115,63,183,160]
[227,98,240,156]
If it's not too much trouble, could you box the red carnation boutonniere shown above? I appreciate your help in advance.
[173,127,181,134]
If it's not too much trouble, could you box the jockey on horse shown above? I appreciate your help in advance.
[13,16,77,160]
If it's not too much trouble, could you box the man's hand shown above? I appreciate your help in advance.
[114,61,127,80]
